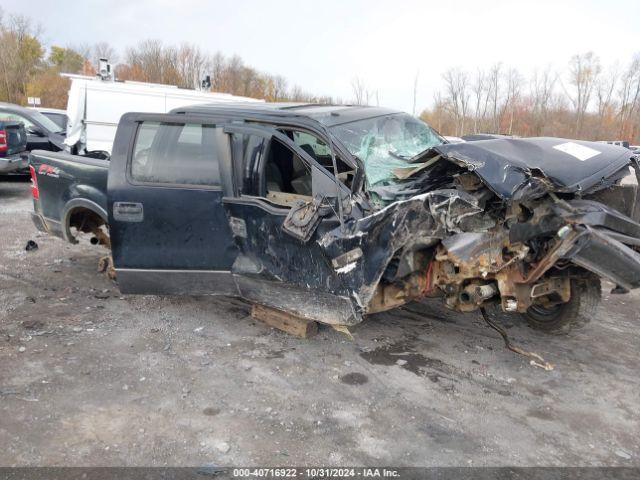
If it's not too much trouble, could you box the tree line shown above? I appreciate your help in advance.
[0,9,336,111]
[420,52,640,143]
[1,8,639,143]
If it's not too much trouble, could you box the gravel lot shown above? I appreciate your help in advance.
[1,177,638,466]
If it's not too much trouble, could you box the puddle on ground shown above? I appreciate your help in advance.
[340,372,369,385]
[360,341,457,382]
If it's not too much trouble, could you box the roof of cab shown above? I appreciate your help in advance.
[171,102,403,127]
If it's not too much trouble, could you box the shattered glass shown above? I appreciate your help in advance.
[330,113,443,187]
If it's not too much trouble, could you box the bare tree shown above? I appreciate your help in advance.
[175,43,206,89]
[594,63,619,137]
[503,68,523,135]
[566,51,601,136]
[208,51,226,91]
[617,54,640,139]
[351,77,369,105]
[529,66,557,136]
[272,75,288,101]
[124,39,165,83]
[225,55,243,95]
[432,91,446,133]
[93,41,118,66]
[442,67,470,136]
[471,68,487,133]
[488,63,502,132]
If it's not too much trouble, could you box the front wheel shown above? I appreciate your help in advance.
[521,276,601,334]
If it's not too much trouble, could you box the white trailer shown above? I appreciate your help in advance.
[63,74,262,154]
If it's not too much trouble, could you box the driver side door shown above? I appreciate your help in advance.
[221,124,357,325]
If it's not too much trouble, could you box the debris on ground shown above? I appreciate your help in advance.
[480,307,554,371]
[21,319,44,330]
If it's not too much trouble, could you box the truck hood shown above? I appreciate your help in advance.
[432,137,635,200]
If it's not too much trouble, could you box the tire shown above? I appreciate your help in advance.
[521,276,601,334]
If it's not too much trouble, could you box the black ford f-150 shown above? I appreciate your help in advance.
[30,103,640,335]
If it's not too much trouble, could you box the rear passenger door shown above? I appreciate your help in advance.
[108,114,237,295]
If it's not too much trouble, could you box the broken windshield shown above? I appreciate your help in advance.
[330,113,444,187]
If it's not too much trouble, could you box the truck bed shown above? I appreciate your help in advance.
[30,150,109,242]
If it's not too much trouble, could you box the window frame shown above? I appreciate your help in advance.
[276,126,354,190]
[126,115,225,191]
[224,123,352,204]
[259,135,314,199]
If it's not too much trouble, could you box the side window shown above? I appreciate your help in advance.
[260,129,355,207]
[288,130,355,189]
[130,121,221,187]
[263,137,313,202]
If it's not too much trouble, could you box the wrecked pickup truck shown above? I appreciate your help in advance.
[30,103,640,334]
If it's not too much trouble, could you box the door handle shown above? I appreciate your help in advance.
[113,202,144,222]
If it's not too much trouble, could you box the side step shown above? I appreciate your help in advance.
[251,304,318,338]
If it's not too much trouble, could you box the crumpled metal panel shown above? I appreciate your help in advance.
[432,137,633,200]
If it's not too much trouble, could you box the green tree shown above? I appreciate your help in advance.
[48,45,85,73]
[0,13,44,104]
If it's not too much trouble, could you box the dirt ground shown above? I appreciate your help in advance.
[1,177,638,467]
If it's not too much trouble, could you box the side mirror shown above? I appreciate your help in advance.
[27,126,45,137]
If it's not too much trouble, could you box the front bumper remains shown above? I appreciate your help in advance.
[563,226,640,291]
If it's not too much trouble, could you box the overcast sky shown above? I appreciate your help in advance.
[3,0,640,112]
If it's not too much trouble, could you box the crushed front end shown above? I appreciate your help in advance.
[319,137,640,331]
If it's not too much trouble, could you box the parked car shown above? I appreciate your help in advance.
[0,102,66,152]
[0,120,29,174]
[32,107,68,133]
[29,103,640,334]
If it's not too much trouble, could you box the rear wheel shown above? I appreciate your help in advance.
[522,276,601,334]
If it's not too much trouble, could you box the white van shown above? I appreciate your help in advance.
[63,74,262,155]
